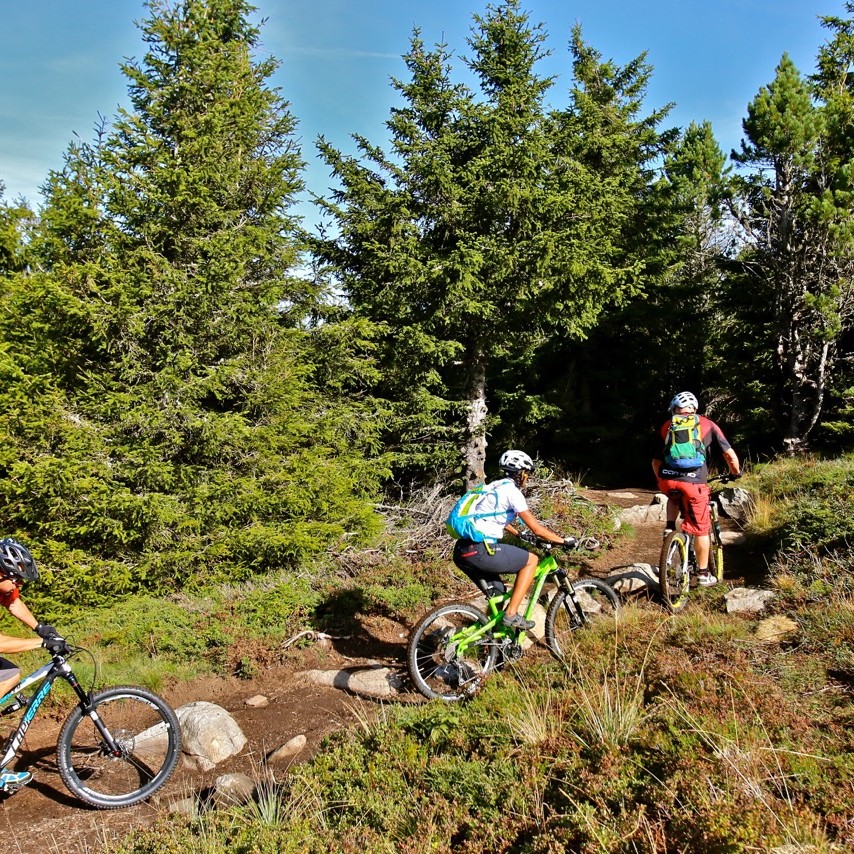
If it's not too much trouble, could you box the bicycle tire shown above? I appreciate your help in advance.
[710,504,725,583]
[545,578,621,659]
[406,603,499,702]
[709,536,724,583]
[57,685,181,809]
[659,532,690,613]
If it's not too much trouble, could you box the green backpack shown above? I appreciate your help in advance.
[663,414,706,470]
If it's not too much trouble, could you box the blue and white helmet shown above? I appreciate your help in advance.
[669,391,699,412]
[499,450,535,474]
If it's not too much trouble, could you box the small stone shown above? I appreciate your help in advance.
[266,734,308,764]
[245,694,269,707]
[212,772,256,807]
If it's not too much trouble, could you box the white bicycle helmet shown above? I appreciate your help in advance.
[498,450,535,474]
[669,391,699,412]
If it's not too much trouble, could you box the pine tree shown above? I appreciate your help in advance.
[0,0,382,606]
[312,1,672,484]
[730,42,854,451]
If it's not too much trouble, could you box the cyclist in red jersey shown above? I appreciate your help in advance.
[0,538,66,791]
[651,392,741,587]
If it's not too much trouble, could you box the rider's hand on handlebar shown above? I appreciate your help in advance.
[562,536,579,550]
[42,633,70,655]
[35,622,59,639]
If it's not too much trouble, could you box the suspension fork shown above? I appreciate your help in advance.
[61,662,123,756]
[555,570,588,627]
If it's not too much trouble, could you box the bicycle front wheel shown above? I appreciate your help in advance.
[406,603,499,702]
[545,578,620,659]
[57,685,181,809]
[659,532,690,613]
[710,536,724,582]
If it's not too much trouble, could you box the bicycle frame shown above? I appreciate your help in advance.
[0,653,116,771]
[445,550,581,657]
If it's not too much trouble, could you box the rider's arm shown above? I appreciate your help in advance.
[514,510,565,545]
[5,596,39,631]
[722,447,740,476]
[0,633,42,654]
[652,458,663,479]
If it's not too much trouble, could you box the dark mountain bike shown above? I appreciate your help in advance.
[0,644,181,808]
[657,473,738,613]
[407,535,620,701]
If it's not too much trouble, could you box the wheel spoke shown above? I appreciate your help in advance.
[407,604,498,701]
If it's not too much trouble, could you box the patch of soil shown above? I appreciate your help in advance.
[0,485,764,853]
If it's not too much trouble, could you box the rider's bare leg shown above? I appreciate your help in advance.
[694,533,710,571]
[505,552,539,618]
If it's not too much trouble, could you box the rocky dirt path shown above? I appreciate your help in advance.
[0,486,761,853]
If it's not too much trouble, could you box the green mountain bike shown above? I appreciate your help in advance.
[407,536,620,701]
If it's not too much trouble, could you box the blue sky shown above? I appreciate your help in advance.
[0,0,837,225]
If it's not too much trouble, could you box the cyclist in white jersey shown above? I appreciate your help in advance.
[452,450,575,631]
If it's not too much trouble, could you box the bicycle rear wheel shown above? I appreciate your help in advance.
[57,685,181,809]
[659,532,690,613]
[545,578,620,659]
[406,603,499,702]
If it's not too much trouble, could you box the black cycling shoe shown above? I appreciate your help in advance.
[502,612,535,632]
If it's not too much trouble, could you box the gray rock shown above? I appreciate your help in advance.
[303,665,404,698]
[608,563,658,594]
[719,529,747,546]
[618,503,668,526]
[724,587,775,614]
[716,487,753,522]
[212,772,256,807]
[266,734,308,765]
[166,797,199,817]
[176,701,248,772]
[244,694,269,708]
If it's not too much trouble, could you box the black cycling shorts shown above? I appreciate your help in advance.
[0,656,20,683]
[452,539,531,594]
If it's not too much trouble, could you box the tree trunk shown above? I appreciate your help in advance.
[463,355,488,488]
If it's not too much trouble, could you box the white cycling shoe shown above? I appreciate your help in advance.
[697,572,718,587]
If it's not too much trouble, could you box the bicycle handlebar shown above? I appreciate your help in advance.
[708,472,742,485]
[518,531,600,551]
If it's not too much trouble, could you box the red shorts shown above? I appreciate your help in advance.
[658,479,711,536]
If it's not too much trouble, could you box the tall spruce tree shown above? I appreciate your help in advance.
[0,0,381,607]
[730,39,854,451]
[312,1,672,485]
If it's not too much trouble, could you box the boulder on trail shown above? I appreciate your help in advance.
[607,563,658,594]
[618,502,668,526]
[716,486,753,522]
[724,587,775,614]
[176,700,248,771]
[303,664,404,698]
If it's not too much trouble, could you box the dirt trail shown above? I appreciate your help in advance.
[0,486,762,854]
